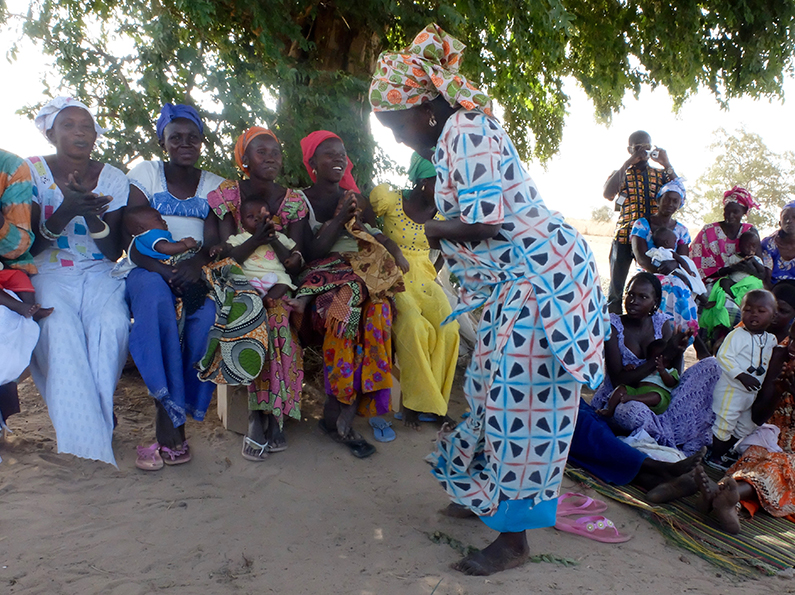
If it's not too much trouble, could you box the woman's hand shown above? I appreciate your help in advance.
[333,193,358,225]
[251,210,277,245]
[60,171,111,219]
[169,257,204,290]
[657,259,680,275]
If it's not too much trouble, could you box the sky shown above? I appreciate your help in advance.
[3,1,795,225]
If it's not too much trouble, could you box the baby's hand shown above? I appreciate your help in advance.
[182,237,199,250]
[209,244,226,258]
[284,252,303,270]
[655,356,665,372]
[622,364,636,371]
[736,372,761,392]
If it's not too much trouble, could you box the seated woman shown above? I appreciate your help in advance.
[369,152,459,429]
[294,130,405,457]
[26,97,130,465]
[691,186,760,291]
[207,127,309,460]
[0,148,44,433]
[762,202,795,284]
[126,103,224,471]
[631,178,701,337]
[591,273,721,454]
[683,322,795,534]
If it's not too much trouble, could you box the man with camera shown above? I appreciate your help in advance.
[603,130,677,314]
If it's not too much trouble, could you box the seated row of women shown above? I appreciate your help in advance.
[0,97,460,469]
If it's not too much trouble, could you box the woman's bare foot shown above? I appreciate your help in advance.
[402,408,421,431]
[646,469,698,503]
[265,414,287,452]
[694,464,716,513]
[597,386,626,417]
[452,531,529,576]
[712,477,741,534]
[441,503,477,518]
[336,399,358,438]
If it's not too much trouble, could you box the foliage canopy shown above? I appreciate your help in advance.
[4,1,795,188]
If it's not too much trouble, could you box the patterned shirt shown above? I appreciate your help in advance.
[0,149,36,273]
[612,165,675,244]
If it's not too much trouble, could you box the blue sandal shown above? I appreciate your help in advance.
[369,417,396,442]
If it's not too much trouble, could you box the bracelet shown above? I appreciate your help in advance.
[291,250,306,268]
[39,219,61,241]
[89,220,110,240]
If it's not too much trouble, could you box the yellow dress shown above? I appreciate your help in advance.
[370,184,459,415]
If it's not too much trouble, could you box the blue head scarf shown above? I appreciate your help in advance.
[656,177,686,207]
[156,103,204,140]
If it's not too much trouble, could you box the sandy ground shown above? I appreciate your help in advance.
[2,233,794,594]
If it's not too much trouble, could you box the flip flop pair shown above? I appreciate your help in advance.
[393,411,437,422]
[135,441,191,471]
[554,492,631,543]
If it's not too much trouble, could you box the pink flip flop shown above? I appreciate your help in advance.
[557,492,608,516]
[160,441,192,466]
[554,515,632,543]
[135,442,164,471]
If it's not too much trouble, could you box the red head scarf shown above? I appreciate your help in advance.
[234,127,280,174]
[300,131,360,193]
[723,186,760,210]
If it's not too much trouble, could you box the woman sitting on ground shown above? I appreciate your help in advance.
[207,127,309,460]
[591,273,721,454]
[369,152,459,429]
[762,202,795,284]
[26,97,131,465]
[126,103,224,471]
[293,130,407,458]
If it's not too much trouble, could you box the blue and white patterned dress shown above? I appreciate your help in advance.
[426,110,610,532]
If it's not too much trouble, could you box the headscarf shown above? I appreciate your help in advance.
[35,96,107,140]
[156,103,204,140]
[723,186,760,210]
[407,151,436,183]
[656,177,687,207]
[369,24,493,116]
[233,126,280,173]
[300,131,360,193]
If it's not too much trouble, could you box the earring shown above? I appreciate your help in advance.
[312,168,317,176]
[242,163,249,169]
[429,115,437,127]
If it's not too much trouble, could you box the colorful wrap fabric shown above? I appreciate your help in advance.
[34,96,107,139]
[197,258,269,385]
[0,150,36,273]
[407,151,436,182]
[656,177,687,206]
[156,103,204,140]
[234,126,280,173]
[300,131,360,193]
[369,24,493,116]
[342,219,405,301]
[723,186,760,210]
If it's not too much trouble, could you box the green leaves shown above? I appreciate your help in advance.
[4,1,794,184]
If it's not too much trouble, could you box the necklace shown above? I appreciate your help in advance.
[746,331,769,376]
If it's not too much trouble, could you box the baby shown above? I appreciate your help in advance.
[647,227,707,302]
[710,289,777,464]
[719,230,767,297]
[210,197,301,302]
[124,205,199,262]
[597,339,679,418]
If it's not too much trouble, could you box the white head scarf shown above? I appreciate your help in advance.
[34,96,107,141]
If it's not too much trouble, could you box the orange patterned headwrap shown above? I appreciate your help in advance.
[369,24,492,116]
[233,127,280,174]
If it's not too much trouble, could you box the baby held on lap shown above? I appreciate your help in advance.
[647,226,707,304]
[709,289,777,464]
[209,197,301,303]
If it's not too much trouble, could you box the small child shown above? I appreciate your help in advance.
[597,339,679,418]
[710,289,777,464]
[647,227,707,302]
[210,197,302,302]
[124,205,199,261]
[0,266,52,321]
[719,230,767,298]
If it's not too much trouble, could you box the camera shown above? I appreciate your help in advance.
[646,148,659,159]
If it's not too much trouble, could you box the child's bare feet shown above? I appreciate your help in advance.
[712,478,741,534]
[5,300,40,318]
[33,306,54,321]
[597,385,626,417]
[694,464,716,513]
